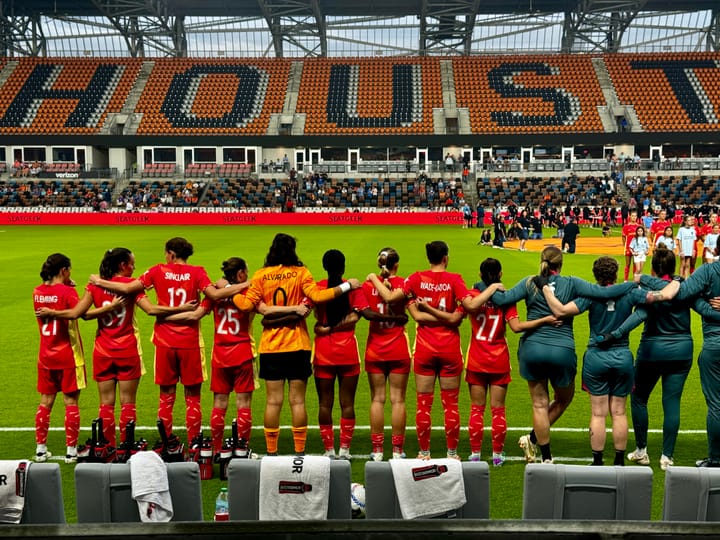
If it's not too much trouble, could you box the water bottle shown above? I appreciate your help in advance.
[214,487,229,521]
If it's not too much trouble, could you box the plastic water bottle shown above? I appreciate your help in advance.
[214,487,229,521]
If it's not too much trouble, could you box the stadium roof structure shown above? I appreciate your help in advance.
[0,0,717,58]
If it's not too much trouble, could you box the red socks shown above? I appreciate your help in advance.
[441,389,460,451]
[339,417,355,449]
[158,393,176,435]
[469,404,486,454]
[491,406,507,454]
[119,403,136,443]
[416,392,433,452]
[185,394,202,443]
[65,404,80,447]
[210,407,226,453]
[35,405,50,445]
[98,404,116,447]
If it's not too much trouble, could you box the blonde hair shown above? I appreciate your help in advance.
[539,246,563,277]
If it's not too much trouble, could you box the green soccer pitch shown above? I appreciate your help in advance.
[0,224,709,521]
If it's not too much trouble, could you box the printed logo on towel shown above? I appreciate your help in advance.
[278,480,313,494]
[15,462,27,497]
[411,464,448,481]
[277,455,313,493]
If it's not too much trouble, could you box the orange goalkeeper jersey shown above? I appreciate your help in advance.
[233,265,336,353]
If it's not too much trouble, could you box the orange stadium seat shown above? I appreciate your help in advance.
[605,52,720,133]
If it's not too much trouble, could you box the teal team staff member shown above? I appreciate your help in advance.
[606,247,693,470]
[491,246,633,463]
[648,260,720,467]
[540,256,645,466]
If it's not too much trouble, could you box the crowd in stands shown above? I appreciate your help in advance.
[10,160,82,178]
[0,179,113,208]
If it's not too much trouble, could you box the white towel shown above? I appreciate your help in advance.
[0,460,30,524]
[259,455,331,520]
[389,458,466,519]
[129,451,173,522]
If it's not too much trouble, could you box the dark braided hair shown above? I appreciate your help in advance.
[99,248,132,279]
[322,249,350,328]
[40,253,71,281]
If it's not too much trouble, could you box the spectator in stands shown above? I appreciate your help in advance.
[445,154,454,172]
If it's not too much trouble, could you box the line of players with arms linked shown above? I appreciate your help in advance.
[31,229,720,471]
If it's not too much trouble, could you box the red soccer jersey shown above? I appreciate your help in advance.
[465,289,518,374]
[33,283,84,369]
[208,294,255,367]
[139,263,212,349]
[362,275,410,361]
[402,270,471,353]
[623,221,640,253]
[651,219,672,239]
[312,280,366,366]
[87,277,146,357]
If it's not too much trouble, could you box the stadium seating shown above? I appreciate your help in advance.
[522,463,653,520]
[663,466,720,521]
[74,462,203,523]
[0,57,141,134]
[605,52,720,132]
[297,57,442,135]
[226,458,352,520]
[0,179,113,208]
[453,55,606,133]
[20,463,66,524]
[134,59,291,135]
[0,54,717,135]
[364,461,489,519]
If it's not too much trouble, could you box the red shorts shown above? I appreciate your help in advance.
[37,364,86,394]
[154,345,207,386]
[413,348,463,378]
[93,351,142,382]
[313,363,360,380]
[211,361,256,394]
[365,357,411,375]
[465,370,511,387]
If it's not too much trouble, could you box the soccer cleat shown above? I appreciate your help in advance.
[627,448,650,465]
[323,449,336,459]
[492,452,506,467]
[416,450,431,461]
[660,455,674,471]
[392,451,406,460]
[542,459,554,464]
[518,435,537,463]
[446,450,460,460]
[369,452,383,462]
[34,451,52,463]
[696,458,720,468]
[65,454,78,464]
[337,447,352,460]
[468,452,482,462]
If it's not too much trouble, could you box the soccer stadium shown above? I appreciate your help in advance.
[1,0,720,537]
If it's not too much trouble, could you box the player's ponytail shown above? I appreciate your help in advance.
[377,247,400,280]
[539,246,563,277]
[40,253,71,281]
[221,257,247,284]
[99,248,132,279]
[480,258,502,286]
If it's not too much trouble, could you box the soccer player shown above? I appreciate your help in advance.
[466,258,558,466]
[492,246,634,463]
[622,210,641,281]
[232,233,360,456]
[367,240,501,460]
[36,248,173,447]
[89,237,244,445]
[650,209,673,249]
[32,253,86,463]
[606,247,693,470]
[311,249,369,460]
[643,255,720,467]
[164,257,256,456]
[540,256,645,466]
[362,248,411,461]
